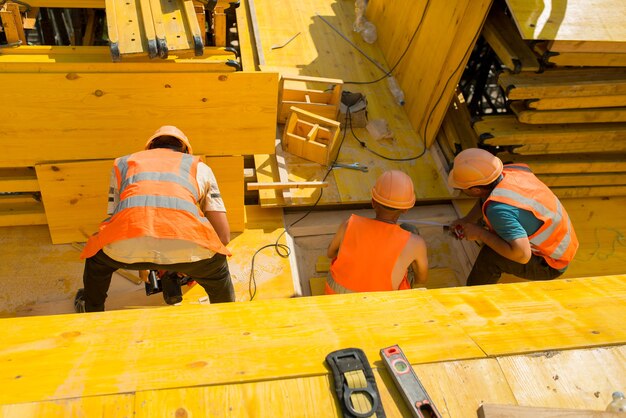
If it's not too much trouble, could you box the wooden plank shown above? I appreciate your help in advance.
[0,195,46,227]
[496,153,626,174]
[537,172,626,188]
[476,115,626,145]
[500,68,626,99]
[431,276,626,356]
[0,167,39,192]
[0,290,484,404]
[552,185,626,198]
[546,51,626,67]
[496,346,626,411]
[481,2,540,72]
[0,2,27,44]
[478,403,622,418]
[509,101,626,124]
[508,142,626,155]
[504,0,626,42]
[0,72,278,167]
[528,95,626,110]
[0,393,135,417]
[205,156,244,232]
[22,0,105,7]
[549,40,626,54]
[247,181,328,190]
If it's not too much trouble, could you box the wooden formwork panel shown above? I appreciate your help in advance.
[0,72,278,167]
[36,156,245,244]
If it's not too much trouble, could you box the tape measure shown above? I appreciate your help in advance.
[380,345,442,418]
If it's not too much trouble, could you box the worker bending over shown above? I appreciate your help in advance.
[448,148,578,286]
[325,170,429,294]
[79,126,235,312]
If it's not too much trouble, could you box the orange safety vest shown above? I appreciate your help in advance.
[483,164,578,270]
[81,148,230,259]
[325,214,411,294]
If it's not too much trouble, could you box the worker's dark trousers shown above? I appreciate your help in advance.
[82,250,235,312]
[466,245,564,286]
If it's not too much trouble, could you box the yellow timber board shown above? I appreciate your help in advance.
[431,276,626,356]
[504,0,626,42]
[0,289,483,404]
[0,72,278,167]
[249,0,453,205]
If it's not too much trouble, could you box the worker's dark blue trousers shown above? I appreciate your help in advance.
[466,245,564,286]
[82,250,235,312]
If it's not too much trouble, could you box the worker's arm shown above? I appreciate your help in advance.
[463,223,532,264]
[206,211,231,246]
[410,235,429,285]
[327,220,348,259]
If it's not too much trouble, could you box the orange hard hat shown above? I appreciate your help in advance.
[145,125,193,154]
[447,148,503,189]
[371,170,415,210]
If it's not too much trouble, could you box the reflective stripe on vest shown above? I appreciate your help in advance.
[113,195,210,223]
[484,165,578,268]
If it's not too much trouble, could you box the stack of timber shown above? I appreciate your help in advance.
[471,0,626,198]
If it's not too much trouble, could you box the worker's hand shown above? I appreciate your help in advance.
[139,270,150,283]
[458,222,485,241]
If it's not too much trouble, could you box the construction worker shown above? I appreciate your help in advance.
[448,148,579,286]
[325,170,429,294]
[77,125,235,312]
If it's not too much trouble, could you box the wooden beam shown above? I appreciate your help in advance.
[247,181,328,190]
[0,2,27,44]
[527,95,626,110]
[0,72,278,167]
[510,101,626,124]
[20,0,105,7]
[478,403,621,418]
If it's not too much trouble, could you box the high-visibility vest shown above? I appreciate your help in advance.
[81,149,230,259]
[483,164,578,270]
[325,214,411,294]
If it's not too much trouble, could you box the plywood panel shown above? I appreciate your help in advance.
[431,276,626,356]
[0,72,278,167]
[0,393,134,418]
[497,346,626,410]
[205,156,244,232]
[0,291,483,404]
[504,0,626,42]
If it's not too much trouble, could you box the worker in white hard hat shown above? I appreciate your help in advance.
[325,170,429,294]
[77,125,235,312]
[448,148,579,286]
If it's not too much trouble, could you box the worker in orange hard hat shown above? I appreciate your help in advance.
[448,148,578,286]
[325,170,429,295]
[76,125,235,312]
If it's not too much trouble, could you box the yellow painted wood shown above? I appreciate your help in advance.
[537,172,626,188]
[0,195,46,227]
[0,2,27,44]
[528,95,626,110]
[105,0,145,57]
[500,68,626,100]
[510,102,626,124]
[0,168,39,192]
[0,72,278,167]
[496,153,626,174]
[553,185,626,198]
[0,290,483,404]
[549,40,626,54]
[36,160,110,244]
[476,115,626,145]
[547,51,626,67]
[431,276,626,356]
[504,0,626,42]
[482,2,540,72]
[509,141,626,155]
[309,276,326,296]
[24,0,105,7]
[478,403,622,418]
[0,393,134,418]
[497,346,626,410]
[369,0,492,147]
[234,0,254,71]
[250,0,453,205]
[205,156,244,232]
